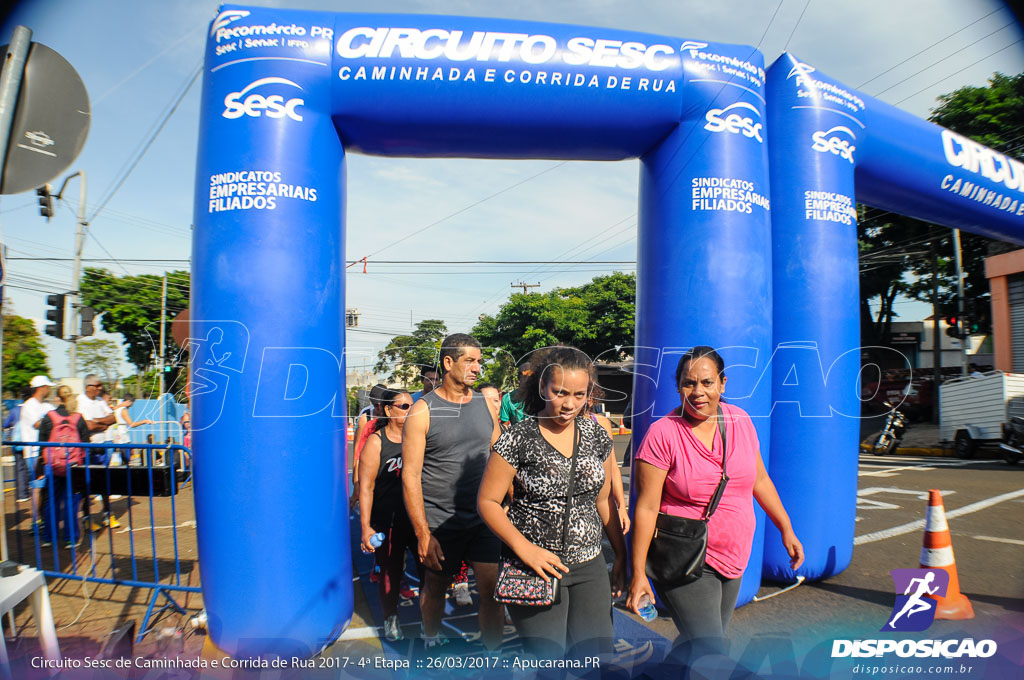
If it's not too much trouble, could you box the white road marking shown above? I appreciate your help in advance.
[854,488,1024,544]
[857,488,954,511]
[859,465,935,477]
[974,535,1024,547]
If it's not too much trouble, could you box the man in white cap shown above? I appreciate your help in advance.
[18,376,56,515]
[77,374,118,529]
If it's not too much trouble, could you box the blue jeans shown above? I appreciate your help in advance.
[41,474,80,544]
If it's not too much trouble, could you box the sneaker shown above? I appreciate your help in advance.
[110,495,123,500]
[453,582,472,607]
[16,497,29,503]
[106,514,121,529]
[89,519,104,532]
[400,585,418,600]
[423,634,450,651]
[383,615,404,642]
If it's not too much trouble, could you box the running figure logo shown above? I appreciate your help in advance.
[883,568,949,632]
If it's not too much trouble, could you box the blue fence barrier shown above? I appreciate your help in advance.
[2,440,198,642]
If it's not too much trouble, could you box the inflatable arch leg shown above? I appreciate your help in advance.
[193,37,351,656]
[634,63,773,607]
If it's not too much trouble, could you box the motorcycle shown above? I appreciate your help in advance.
[870,401,908,456]
[999,417,1024,465]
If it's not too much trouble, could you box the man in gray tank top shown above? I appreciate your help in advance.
[403,333,503,650]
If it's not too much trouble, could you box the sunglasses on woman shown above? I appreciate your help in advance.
[389,403,412,410]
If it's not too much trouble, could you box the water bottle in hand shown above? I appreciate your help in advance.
[637,594,657,622]
[369,532,385,549]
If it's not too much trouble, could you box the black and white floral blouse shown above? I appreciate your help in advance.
[493,416,612,565]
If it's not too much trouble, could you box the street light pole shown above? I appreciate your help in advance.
[951,228,968,376]
[55,170,87,377]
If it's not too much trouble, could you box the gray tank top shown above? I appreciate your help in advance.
[420,389,495,530]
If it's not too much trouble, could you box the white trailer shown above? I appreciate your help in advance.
[939,371,1024,458]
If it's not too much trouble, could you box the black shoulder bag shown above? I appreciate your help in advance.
[645,406,729,588]
[494,423,580,606]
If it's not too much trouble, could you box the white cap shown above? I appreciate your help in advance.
[29,375,56,388]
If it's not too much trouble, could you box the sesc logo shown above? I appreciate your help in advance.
[704,102,763,143]
[811,126,856,164]
[222,77,305,122]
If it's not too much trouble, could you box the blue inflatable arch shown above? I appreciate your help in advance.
[762,55,1024,585]
[193,6,1024,657]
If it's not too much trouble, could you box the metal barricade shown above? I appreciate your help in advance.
[2,440,198,642]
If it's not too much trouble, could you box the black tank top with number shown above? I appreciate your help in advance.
[371,427,406,528]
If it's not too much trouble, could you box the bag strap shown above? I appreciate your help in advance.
[558,421,581,555]
[702,406,730,520]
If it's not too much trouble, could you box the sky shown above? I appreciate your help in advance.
[1,0,1022,381]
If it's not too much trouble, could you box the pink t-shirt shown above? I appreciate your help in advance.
[634,401,759,579]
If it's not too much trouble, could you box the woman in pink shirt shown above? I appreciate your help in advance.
[627,346,803,653]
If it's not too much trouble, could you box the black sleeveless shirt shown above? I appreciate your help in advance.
[371,426,407,528]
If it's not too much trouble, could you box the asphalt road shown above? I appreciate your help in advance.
[336,438,1023,676]
[619,452,1024,672]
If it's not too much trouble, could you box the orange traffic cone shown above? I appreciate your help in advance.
[347,423,355,442]
[920,489,973,620]
[618,418,627,435]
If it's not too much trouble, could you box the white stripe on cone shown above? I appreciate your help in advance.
[926,505,949,531]
[921,545,955,567]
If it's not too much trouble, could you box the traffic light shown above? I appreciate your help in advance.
[944,315,964,340]
[36,185,53,220]
[45,294,65,339]
[79,306,96,337]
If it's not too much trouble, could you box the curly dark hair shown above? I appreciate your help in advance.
[515,345,597,416]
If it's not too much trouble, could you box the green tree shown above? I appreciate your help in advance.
[76,338,121,387]
[472,272,636,365]
[79,268,189,395]
[375,319,447,387]
[2,312,49,395]
[121,368,160,400]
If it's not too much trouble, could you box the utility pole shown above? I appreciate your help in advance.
[951,228,968,376]
[930,232,941,423]
[55,170,87,377]
[158,273,167,440]
[0,26,32,614]
[511,281,540,295]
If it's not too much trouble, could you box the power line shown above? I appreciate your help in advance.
[783,0,812,52]
[358,162,568,260]
[873,20,1017,97]
[88,62,202,224]
[856,6,1006,89]
[754,0,785,50]
[894,37,1024,105]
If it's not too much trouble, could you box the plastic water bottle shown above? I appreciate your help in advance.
[369,532,385,549]
[637,594,657,622]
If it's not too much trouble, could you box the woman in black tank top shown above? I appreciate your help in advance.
[357,389,416,641]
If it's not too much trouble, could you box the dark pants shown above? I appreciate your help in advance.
[374,516,416,618]
[12,450,29,500]
[507,555,613,660]
[41,474,80,545]
[655,564,741,659]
